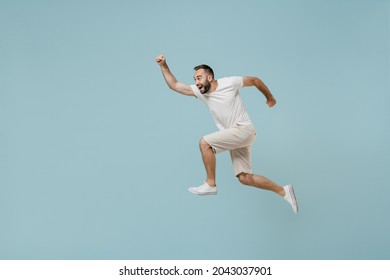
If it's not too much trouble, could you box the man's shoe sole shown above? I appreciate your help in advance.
[288,185,298,213]
[188,188,217,195]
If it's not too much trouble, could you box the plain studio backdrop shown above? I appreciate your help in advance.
[1,0,389,259]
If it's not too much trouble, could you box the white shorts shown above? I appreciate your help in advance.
[203,124,256,176]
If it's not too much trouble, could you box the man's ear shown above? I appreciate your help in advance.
[207,75,213,82]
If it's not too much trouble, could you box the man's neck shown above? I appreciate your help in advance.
[208,80,218,93]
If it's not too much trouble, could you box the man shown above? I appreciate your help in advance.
[155,54,298,213]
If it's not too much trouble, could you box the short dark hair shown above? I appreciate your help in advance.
[194,64,214,79]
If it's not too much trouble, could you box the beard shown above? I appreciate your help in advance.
[198,80,211,94]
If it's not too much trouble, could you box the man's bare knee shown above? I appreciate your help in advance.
[199,138,211,151]
[237,172,252,185]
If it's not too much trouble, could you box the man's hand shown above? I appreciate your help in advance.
[155,54,166,66]
[266,97,276,107]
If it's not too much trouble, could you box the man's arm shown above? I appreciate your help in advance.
[243,76,276,107]
[155,54,195,96]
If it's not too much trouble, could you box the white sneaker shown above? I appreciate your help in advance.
[188,182,217,195]
[283,184,298,213]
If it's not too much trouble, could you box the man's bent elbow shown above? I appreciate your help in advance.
[243,76,261,87]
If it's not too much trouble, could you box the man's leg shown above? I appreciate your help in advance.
[230,145,284,196]
[199,138,216,187]
[187,137,217,195]
[236,172,285,197]
[231,146,298,213]
[237,172,298,213]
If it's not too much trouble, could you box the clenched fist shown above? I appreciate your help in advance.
[155,54,166,66]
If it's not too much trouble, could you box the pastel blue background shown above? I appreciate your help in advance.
[1,0,389,259]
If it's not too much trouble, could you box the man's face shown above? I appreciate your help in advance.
[194,69,211,94]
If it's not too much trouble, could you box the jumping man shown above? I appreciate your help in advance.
[155,54,298,213]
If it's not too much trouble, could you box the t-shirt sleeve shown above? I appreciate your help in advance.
[229,76,244,88]
[190,84,201,98]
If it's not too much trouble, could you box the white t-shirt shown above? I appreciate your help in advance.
[191,76,252,130]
